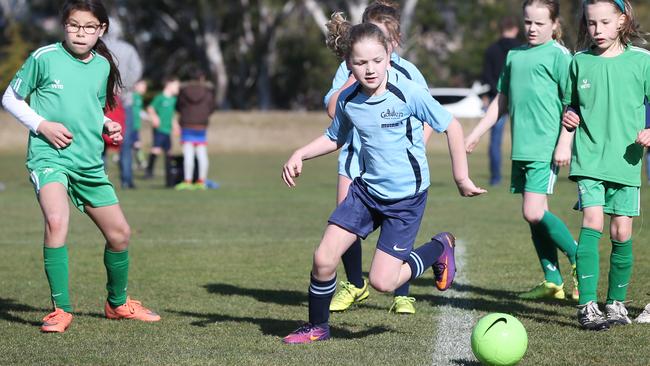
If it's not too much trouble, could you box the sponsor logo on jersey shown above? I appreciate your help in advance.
[580,79,591,90]
[380,108,405,120]
[51,79,64,90]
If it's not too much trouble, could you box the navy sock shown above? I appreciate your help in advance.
[341,238,364,288]
[407,239,444,281]
[146,154,157,174]
[308,274,336,325]
[394,282,410,296]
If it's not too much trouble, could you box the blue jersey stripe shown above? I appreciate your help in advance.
[406,150,422,195]
[386,83,406,103]
[390,60,412,80]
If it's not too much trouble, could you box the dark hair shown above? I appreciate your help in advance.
[343,23,389,61]
[362,0,401,48]
[60,0,122,110]
[578,0,646,49]
[499,15,520,33]
[522,0,563,42]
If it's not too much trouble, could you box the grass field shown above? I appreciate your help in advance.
[2,119,650,365]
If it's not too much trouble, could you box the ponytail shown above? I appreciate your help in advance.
[94,38,122,110]
[326,12,352,60]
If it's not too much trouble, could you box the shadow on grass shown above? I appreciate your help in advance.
[203,282,387,311]
[0,297,45,326]
[450,359,482,366]
[167,309,392,340]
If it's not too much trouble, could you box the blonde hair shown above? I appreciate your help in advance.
[326,12,352,60]
[522,0,563,42]
[362,0,402,48]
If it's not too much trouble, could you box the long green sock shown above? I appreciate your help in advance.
[43,246,72,312]
[576,227,601,305]
[539,211,577,265]
[104,248,129,307]
[607,238,633,304]
[529,223,562,285]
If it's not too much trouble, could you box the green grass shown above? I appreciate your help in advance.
[1,149,650,365]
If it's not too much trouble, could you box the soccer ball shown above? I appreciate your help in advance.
[471,313,528,366]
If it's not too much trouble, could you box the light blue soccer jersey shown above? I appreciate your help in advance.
[325,70,452,201]
[324,53,429,179]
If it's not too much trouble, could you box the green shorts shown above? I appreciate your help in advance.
[28,163,118,213]
[510,161,559,195]
[574,178,640,217]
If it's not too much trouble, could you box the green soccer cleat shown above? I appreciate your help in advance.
[571,264,579,301]
[329,280,369,312]
[174,181,195,191]
[389,296,416,315]
[518,281,565,300]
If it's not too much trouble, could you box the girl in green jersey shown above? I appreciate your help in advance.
[562,0,648,331]
[466,0,579,301]
[2,0,160,333]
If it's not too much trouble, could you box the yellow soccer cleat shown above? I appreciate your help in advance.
[329,280,369,312]
[389,296,416,315]
[518,281,565,300]
[571,264,579,301]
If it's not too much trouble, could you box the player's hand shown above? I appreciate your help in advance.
[103,121,123,145]
[282,153,303,187]
[562,108,581,130]
[172,124,181,137]
[37,120,73,149]
[465,133,480,153]
[152,116,160,129]
[553,145,571,167]
[636,129,650,147]
[456,177,487,197]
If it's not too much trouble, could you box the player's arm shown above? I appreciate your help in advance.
[147,106,160,128]
[553,121,574,167]
[465,93,508,153]
[2,86,73,149]
[326,75,356,119]
[445,118,487,197]
[282,135,340,187]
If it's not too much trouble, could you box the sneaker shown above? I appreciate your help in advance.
[193,182,207,190]
[175,181,195,191]
[432,232,456,291]
[518,281,566,300]
[635,303,650,323]
[41,308,73,333]
[577,301,610,331]
[605,301,632,325]
[389,296,416,314]
[105,297,161,322]
[571,265,579,301]
[329,280,370,312]
[283,323,330,344]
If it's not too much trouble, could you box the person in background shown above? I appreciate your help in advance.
[145,77,180,180]
[174,68,215,191]
[481,15,521,186]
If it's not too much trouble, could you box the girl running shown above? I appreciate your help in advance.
[465,0,579,301]
[281,22,485,344]
[324,1,437,316]
[561,0,649,330]
[1,0,160,333]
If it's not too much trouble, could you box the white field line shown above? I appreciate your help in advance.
[431,240,478,365]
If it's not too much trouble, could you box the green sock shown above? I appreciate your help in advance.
[530,223,562,285]
[104,248,129,307]
[576,227,602,305]
[539,211,577,265]
[607,238,633,304]
[43,246,72,312]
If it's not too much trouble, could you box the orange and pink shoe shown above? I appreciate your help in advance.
[104,297,161,322]
[41,308,73,333]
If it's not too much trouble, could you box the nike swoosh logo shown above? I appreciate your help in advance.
[546,264,557,271]
[309,335,320,341]
[392,245,408,252]
[618,283,629,288]
[581,275,594,279]
[52,293,62,297]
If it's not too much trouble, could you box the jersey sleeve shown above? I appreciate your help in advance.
[561,58,578,107]
[149,95,162,110]
[325,97,352,143]
[98,66,109,108]
[496,55,510,97]
[554,51,572,103]
[9,54,41,99]
[323,61,351,108]
[645,58,650,102]
[408,87,453,133]
[409,66,429,89]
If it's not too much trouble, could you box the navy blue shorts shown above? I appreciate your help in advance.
[328,178,428,261]
[152,130,171,151]
[131,129,140,143]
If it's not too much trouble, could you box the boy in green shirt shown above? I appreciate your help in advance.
[145,77,180,179]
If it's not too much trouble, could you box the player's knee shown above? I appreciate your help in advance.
[368,275,396,293]
[312,249,337,276]
[522,208,543,224]
[44,214,69,235]
[108,223,131,250]
[610,227,631,242]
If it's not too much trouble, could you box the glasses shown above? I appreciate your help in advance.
[65,23,104,35]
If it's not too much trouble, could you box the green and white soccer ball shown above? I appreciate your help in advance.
[471,313,528,366]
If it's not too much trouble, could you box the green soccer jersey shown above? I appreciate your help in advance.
[10,43,109,170]
[150,93,176,135]
[132,93,143,131]
[497,40,572,162]
[563,46,650,187]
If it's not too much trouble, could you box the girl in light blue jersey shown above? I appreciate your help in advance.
[281,22,485,344]
[323,1,436,316]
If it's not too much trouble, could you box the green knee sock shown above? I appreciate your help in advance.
[607,238,633,304]
[43,246,72,312]
[104,249,129,307]
[530,223,562,285]
[539,211,577,265]
[576,227,601,305]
